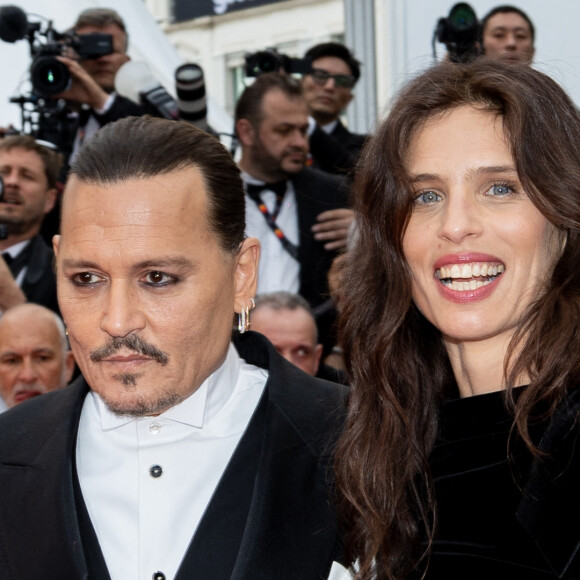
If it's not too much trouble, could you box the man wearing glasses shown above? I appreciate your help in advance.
[302,42,368,175]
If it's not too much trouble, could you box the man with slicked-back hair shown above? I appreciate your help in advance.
[0,116,347,580]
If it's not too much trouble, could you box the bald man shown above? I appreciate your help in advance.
[0,303,75,409]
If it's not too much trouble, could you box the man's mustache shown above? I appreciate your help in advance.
[90,334,169,365]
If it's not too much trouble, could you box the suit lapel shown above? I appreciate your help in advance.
[0,380,89,579]
[230,333,343,580]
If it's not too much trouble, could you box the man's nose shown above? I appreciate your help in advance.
[99,280,147,338]
[17,359,40,384]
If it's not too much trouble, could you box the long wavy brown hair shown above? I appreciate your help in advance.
[335,59,580,579]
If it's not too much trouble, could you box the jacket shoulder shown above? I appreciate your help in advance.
[234,331,347,456]
[0,378,86,461]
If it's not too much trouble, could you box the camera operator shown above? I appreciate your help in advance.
[301,42,368,176]
[55,8,145,164]
[481,5,535,65]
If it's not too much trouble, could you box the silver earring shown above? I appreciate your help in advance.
[238,298,255,334]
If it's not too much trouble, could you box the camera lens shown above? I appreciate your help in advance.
[30,56,71,97]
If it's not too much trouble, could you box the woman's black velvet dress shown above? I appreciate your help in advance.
[425,388,580,579]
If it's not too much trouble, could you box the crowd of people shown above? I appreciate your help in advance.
[2,3,578,579]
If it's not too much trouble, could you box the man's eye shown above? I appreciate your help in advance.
[143,271,175,286]
[72,272,102,285]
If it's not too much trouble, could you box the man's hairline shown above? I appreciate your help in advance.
[61,169,241,260]
[482,10,534,39]
[249,87,307,130]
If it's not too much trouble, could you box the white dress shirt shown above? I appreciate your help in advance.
[241,171,300,295]
[70,93,116,163]
[76,343,267,580]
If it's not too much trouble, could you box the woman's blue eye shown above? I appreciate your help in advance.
[489,184,512,196]
[415,191,442,204]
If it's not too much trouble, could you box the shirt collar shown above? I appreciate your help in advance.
[1,238,31,259]
[240,170,264,186]
[320,119,339,134]
[92,342,242,431]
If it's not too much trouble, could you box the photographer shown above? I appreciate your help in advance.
[55,8,145,164]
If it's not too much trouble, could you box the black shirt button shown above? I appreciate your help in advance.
[153,573,166,580]
[149,465,163,478]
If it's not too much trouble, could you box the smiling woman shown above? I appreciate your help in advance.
[335,60,580,579]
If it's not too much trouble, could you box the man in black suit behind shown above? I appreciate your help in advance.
[302,42,368,176]
[0,135,62,314]
[235,73,353,310]
[0,116,347,579]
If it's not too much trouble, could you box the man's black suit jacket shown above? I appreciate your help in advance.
[309,119,368,176]
[291,167,348,309]
[0,331,347,579]
[18,234,59,315]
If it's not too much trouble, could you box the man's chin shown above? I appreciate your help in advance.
[98,388,185,418]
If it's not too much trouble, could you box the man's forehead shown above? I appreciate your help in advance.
[0,314,59,345]
[60,170,213,246]
[0,147,43,167]
[262,89,308,116]
[486,13,531,33]
[312,56,352,76]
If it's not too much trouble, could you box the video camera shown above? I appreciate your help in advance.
[244,49,312,77]
[0,4,113,149]
[0,5,112,97]
[434,2,481,63]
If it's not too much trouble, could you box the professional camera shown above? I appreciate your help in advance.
[434,2,481,63]
[0,4,113,149]
[244,49,312,77]
[0,4,112,97]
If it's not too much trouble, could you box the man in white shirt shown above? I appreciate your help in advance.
[0,116,347,579]
[235,72,353,310]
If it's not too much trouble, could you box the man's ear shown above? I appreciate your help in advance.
[233,237,260,314]
[44,188,58,215]
[236,118,256,147]
[313,344,323,376]
[64,351,76,385]
[52,234,61,257]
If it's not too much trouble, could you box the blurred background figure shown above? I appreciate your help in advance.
[481,4,535,64]
[0,303,74,411]
[301,42,368,175]
[253,291,346,384]
[0,135,61,314]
